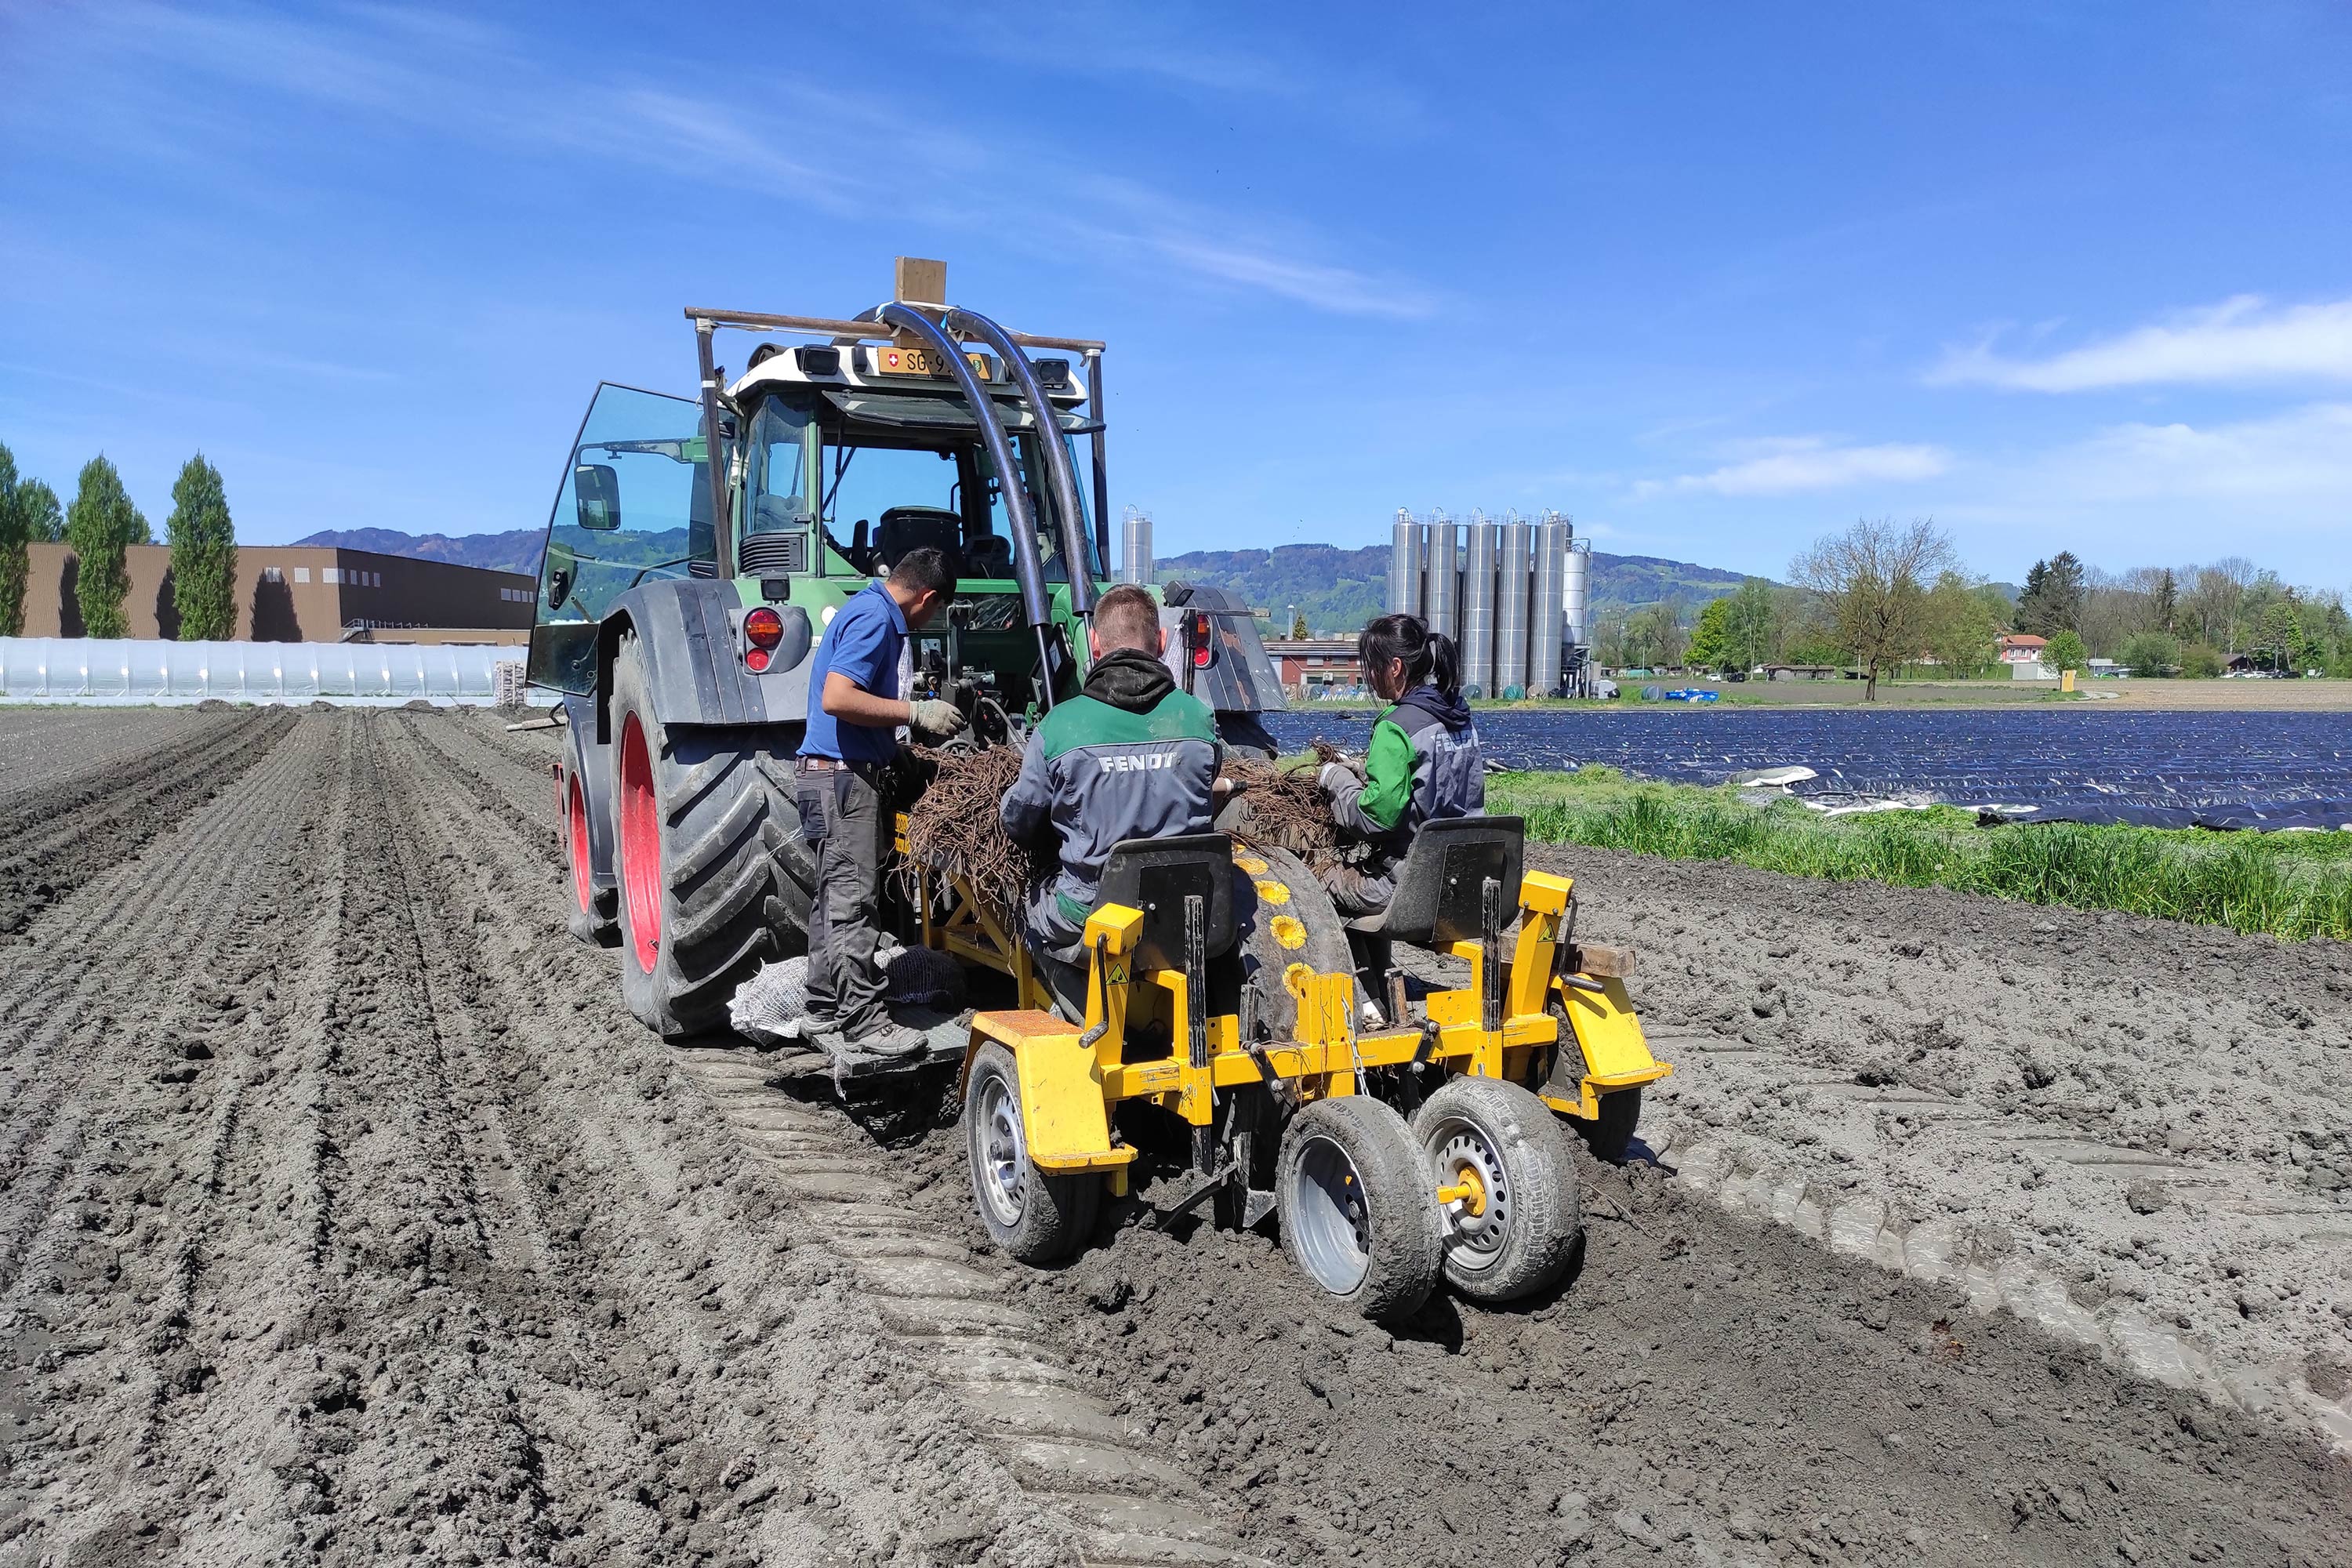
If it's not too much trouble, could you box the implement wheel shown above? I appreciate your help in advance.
[1414,1077,1581,1304]
[1579,1086,1645,1165]
[1276,1096,1440,1324]
[963,1043,1100,1263]
[608,633,794,1036]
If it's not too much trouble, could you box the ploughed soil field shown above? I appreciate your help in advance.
[2,705,2347,1568]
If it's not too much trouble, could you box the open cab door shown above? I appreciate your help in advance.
[528,383,715,695]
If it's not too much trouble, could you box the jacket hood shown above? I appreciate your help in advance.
[1392,683,1472,732]
[1083,647,1178,713]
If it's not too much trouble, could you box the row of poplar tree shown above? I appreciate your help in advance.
[0,442,238,641]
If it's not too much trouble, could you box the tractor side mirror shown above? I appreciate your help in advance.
[574,464,622,532]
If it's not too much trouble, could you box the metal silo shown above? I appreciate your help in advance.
[1561,536,1592,652]
[1496,516,1530,697]
[1120,506,1154,585]
[1461,516,1497,697]
[1529,517,1566,695]
[1423,510,1457,640]
[1388,509,1420,615]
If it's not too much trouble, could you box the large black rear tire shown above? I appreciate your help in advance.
[608,633,797,1037]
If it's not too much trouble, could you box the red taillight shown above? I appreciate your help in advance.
[1190,612,1214,668]
[744,648,772,673]
[744,606,784,651]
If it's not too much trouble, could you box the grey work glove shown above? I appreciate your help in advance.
[1319,762,1358,796]
[909,699,967,739]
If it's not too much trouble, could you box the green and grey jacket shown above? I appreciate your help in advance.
[1328,684,1483,848]
[1000,649,1223,920]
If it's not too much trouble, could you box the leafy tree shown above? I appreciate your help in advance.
[1626,601,1686,669]
[0,443,25,637]
[2253,599,2306,673]
[20,480,62,542]
[2014,550,2085,637]
[1722,576,1777,672]
[1922,569,1998,675]
[1791,517,1955,700]
[2118,630,2179,677]
[65,456,150,640]
[1287,608,1308,640]
[1683,594,1735,672]
[2151,568,2178,634]
[2042,630,2089,673]
[2180,643,2224,679]
[165,454,238,641]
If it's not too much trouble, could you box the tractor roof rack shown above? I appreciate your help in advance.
[681,307,1104,356]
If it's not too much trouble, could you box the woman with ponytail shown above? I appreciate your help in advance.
[1316,613,1485,915]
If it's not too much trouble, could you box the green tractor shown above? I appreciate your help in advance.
[528,260,1287,1036]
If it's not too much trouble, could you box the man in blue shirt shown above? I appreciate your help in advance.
[797,547,966,1056]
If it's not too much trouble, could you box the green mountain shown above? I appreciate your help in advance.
[1154,543,1758,637]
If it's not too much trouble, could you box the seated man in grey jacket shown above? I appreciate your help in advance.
[999,585,1223,1014]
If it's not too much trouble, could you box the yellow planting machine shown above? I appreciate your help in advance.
[917,811,1671,1319]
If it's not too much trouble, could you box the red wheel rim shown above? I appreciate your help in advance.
[567,771,593,914]
[618,712,662,972]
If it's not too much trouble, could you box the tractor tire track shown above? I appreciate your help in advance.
[402,708,1265,1565]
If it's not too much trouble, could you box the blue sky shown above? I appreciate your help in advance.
[3,2,2348,585]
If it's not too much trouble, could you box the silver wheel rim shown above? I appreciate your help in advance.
[1428,1116,1513,1274]
[1287,1134,1373,1295]
[974,1070,1028,1229]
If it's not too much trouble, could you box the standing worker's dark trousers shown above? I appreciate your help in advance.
[798,757,891,1040]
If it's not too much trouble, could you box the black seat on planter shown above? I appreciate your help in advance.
[1347,815,1524,946]
[1094,833,1236,971]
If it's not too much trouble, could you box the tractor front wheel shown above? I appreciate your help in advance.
[608,633,794,1036]
[1414,1076,1581,1304]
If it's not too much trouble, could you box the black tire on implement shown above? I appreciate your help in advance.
[608,633,797,1036]
[1413,1076,1581,1304]
[1578,1085,1644,1165]
[1275,1094,1441,1324]
[964,1042,1101,1263]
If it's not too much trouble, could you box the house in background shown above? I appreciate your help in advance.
[1995,633,2048,665]
[16,543,535,643]
[1265,637,1363,696]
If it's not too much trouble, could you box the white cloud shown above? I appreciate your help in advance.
[2022,401,2352,506]
[1931,296,2352,390]
[42,2,1426,321]
[1635,437,1951,498]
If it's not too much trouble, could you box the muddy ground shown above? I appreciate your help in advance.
[2,706,2347,1567]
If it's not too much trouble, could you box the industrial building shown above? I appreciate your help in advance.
[16,543,535,644]
[1387,509,1591,697]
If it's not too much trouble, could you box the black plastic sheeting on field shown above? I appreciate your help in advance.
[1260,708,2352,833]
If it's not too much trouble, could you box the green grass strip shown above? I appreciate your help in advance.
[1490,767,2352,942]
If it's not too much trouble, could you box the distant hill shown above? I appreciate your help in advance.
[292,527,544,575]
[285,528,1760,633]
[1155,543,1756,636]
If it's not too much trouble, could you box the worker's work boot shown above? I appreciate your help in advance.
[833,1019,931,1062]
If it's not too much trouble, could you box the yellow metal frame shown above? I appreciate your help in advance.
[898,811,1055,1013]
[942,856,1674,1184]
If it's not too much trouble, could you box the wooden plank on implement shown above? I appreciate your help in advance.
[1571,942,1636,978]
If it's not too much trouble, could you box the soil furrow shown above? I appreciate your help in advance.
[0,715,343,1563]
[380,710,1250,1565]
[0,707,296,937]
[5,706,2349,1568]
